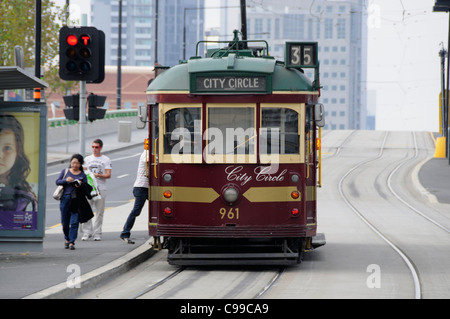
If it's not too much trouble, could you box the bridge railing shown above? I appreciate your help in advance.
[48,109,138,128]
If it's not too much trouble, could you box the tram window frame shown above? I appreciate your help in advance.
[151,104,159,156]
[160,103,202,164]
[260,103,304,164]
[206,103,257,164]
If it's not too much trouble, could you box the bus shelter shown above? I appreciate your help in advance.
[0,66,48,252]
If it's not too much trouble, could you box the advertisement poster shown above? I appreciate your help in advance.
[0,110,40,231]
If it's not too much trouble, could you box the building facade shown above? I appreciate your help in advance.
[220,0,367,130]
[91,0,205,67]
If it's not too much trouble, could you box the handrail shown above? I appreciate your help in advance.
[195,30,269,57]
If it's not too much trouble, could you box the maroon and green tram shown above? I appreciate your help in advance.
[139,33,326,265]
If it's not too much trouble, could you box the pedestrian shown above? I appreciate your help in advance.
[56,154,93,250]
[120,150,149,244]
[81,139,112,241]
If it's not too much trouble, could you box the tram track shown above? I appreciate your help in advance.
[80,248,286,299]
[335,131,449,299]
[337,132,421,299]
[386,133,450,233]
[129,266,186,299]
[130,264,285,299]
[254,268,285,299]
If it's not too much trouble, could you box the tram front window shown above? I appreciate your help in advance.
[207,107,256,156]
[164,107,201,155]
[261,108,299,155]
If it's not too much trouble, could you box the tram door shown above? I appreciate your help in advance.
[148,104,160,238]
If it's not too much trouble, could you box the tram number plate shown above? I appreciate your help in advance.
[219,208,240,220]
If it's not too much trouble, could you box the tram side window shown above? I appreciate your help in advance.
[261,108,299,154]
[208,107,255,155]
[164,107,201,154]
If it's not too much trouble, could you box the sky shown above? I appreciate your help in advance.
[366,0,448,131]
[55,0,450,132]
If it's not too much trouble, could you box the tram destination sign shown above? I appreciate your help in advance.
[193,75,268,94]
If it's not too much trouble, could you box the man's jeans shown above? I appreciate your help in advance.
[120,187,148,238]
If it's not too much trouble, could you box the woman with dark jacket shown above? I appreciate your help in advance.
[56,154,93,250]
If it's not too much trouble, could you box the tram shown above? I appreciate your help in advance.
[138,31,325,265]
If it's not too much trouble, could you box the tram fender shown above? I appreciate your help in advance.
[311,233,326,249]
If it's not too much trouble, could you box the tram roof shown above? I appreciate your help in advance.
[146,55,314,94]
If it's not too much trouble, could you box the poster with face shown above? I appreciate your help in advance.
[0,111,40,231]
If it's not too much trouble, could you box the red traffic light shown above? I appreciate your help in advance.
[80,35,91,46]
[59,26,105,83]
[66,34,78,46]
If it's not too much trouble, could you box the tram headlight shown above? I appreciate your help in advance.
[291,174,300,183]
[223,187,239,203]
[163,173,172,182]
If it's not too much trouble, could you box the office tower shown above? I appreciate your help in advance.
[91,0,205,67]
[221,0,367,130]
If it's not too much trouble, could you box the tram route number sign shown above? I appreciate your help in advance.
[285,42,318,69]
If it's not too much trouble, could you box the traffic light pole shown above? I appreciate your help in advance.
[79,81,87,157]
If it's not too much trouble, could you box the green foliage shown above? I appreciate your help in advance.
[0,0,78,96]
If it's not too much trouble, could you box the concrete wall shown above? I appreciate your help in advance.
[47,117,138,146]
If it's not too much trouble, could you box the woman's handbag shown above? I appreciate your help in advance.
[53,169,68,200]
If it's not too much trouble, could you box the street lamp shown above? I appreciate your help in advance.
[433,0,450,163]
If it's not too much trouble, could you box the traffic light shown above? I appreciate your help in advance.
[63,94,80,121]
[434,0,450,11]
[88,93,107,122]
[59,26,105,83]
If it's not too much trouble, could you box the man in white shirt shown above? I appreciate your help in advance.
[81,139,112,241]
[120,150,149,244]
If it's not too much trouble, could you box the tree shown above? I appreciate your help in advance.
[0,0,78,98]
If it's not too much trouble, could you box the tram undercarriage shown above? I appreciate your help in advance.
[164,235,325,266]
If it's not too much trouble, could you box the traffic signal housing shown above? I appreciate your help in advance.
[63,94,80,121]
[88,93,107,122]
[434,0,450,11]
[59,26,105,83]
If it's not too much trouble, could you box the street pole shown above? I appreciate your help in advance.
[433,1,450,164]
[66,0,70,24]
[79,10,87,157]
[240,0,248,48]
[183,8,187,60]
[116,0,122,109]
[447,13,450,162]
[154,0,159,65]
[440,48,447,136]
[79,81,87,157]
[34,0,42,102]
